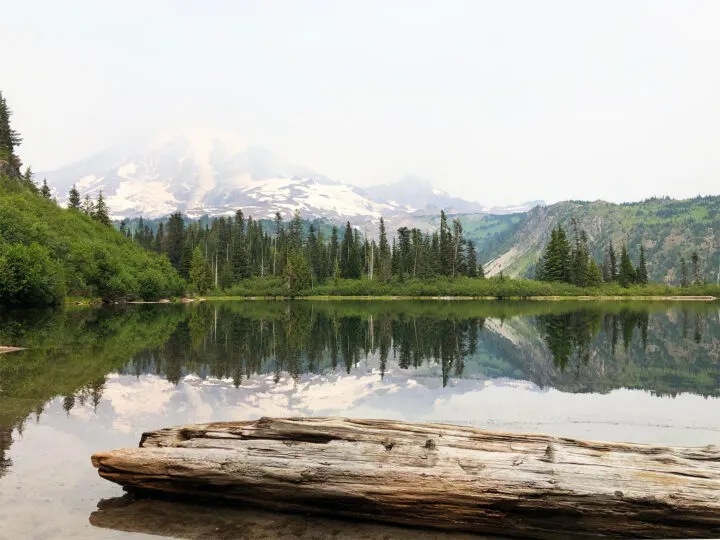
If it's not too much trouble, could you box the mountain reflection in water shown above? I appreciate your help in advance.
[2,300,719,478]
[0,300,718,538]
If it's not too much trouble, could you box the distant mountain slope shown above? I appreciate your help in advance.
[480,196,720,284]
[41,129,538,224]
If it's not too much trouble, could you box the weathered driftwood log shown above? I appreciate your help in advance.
[91,417,720,539]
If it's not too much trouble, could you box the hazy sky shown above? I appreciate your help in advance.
[3,0,720,206]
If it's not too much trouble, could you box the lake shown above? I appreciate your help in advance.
[0,300,719,539]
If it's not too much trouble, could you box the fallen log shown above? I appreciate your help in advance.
[92,417,720,539]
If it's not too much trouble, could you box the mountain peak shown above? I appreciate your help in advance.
[41,130,537,223]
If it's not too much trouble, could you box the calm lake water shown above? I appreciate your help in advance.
[0,300,719,539]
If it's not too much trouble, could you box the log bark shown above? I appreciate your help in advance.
[91,417,720,539]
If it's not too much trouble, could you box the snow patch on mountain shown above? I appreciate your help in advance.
[41,129,541,223]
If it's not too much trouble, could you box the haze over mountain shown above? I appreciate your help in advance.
[41,129,540,223]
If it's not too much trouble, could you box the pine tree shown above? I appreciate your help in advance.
[179,243,193,280]
[232,233,250,281]
[68,184,81,210]
[680,256,689,287]
[477,261,485,279]
[636,245,648,285]
[0,91,22,173]
[190,246,212,294]
[155,222,165,253]
[40,179,51,199]
[340,222,360,278]
[288,209,303,252]
[93,190,111,226]
[23,166,36,192]
[451,218,466,278]
[608,241,617,282]
[466,240,478,278]
[329,226,339,279]
[378,217,391,282]
[691,252,701,284]
[586,259,604,287]
[537,226,572,282]
[439,211,453,276]
[618,244,635,288]
[82,194,95,216]
[166,212,185,270]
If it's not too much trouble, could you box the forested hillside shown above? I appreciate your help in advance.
[114,209,484,294]
[0,174,185,305]
[479,197,720,284]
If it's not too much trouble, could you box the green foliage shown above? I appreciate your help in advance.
[285,249,312,292]
[213,275,720,298]
[0,175,184,305]
[40,179,51,199]
[618,244,636,288]
[93,190,111,226]
[636,246,648,285]
[0,242,66,305]
[493,197,720,284]
[189,246,212,294]
[67,185,81,210]
[0,91,22,174]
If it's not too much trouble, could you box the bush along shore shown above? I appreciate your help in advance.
[204,276,720,300]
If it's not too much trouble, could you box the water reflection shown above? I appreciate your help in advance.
[90,494,481,539]
[1,300,719,480]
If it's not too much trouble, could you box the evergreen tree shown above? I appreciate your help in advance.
[0,91,22,172]
[586,259,603,287]
[93,190,111,226]
[329,226,339,279]
[179,243,193,280]
[537,226,572,282]
[451,218,466,277]
[306,223,320,279]
[378,217,391,282]
[23,166,36,191]
[691,252,701,284]
[155,222,165,253]
[680,256,689,287]
[40,179,51,199]
[190,246,212,294]
[608,240,617,282]
[569,220,590,286]
[601,252,611,282]
[439,211,453,276]
[477,261,485,279]
[288,209,303,252]
[339,222,361,278]
[232,232,250,281]
[618,244,635,288]
[466,240,478,278]
[82,194,95,216]
[165,212,185,270]
[636,245,648,285]
[285,249,312,292]
[68,184,81,210]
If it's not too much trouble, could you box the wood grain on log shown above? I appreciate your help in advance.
[91,417,720,539]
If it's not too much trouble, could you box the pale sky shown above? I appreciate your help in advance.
[3,0,720,206]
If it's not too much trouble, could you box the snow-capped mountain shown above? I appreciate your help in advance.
[42,129,540,223]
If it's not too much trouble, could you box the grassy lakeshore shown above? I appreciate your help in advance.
[204,277,720,301]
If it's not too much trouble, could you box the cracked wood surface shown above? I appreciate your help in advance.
[91,417,720,539]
